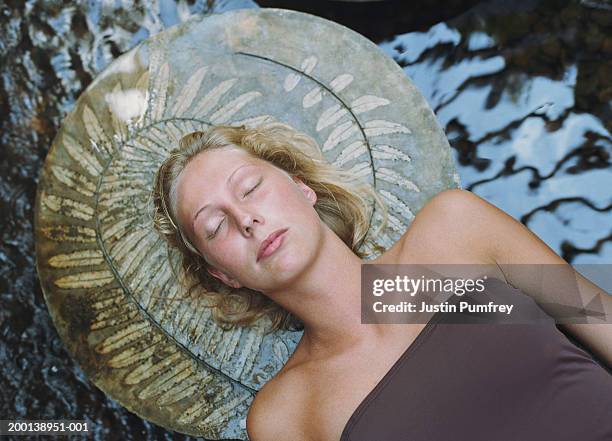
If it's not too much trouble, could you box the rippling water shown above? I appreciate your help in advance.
[1,0,610,439]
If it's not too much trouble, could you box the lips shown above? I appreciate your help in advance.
[257,228,288,262]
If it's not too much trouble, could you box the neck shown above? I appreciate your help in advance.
[264,224,378,360]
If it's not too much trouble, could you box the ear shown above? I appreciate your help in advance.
[206,266,243,289]
[292,176,317,205]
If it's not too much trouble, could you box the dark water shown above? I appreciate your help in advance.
[0,0,610,439]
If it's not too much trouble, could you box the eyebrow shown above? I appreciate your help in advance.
[191,163,255,230]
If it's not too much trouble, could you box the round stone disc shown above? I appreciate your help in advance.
[34,8,460,439]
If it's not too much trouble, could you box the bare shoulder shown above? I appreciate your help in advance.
[246,367,309,441]
[398,188,504,264]
[416,188,497,227]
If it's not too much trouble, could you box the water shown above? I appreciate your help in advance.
[0,0,610,439]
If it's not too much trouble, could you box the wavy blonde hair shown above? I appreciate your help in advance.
[150,121,389,334]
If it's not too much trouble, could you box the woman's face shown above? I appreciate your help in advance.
[175,145,323,293]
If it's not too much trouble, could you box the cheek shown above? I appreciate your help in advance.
[209,238,250,274]
[280,181,310,207]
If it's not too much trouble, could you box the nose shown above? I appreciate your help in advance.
[236,208,262,235]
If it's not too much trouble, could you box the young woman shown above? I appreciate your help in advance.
[151,122,612,441]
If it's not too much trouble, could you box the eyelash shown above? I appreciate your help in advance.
[207,179,262,239]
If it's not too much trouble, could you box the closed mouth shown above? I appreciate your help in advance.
[257,228,289,262]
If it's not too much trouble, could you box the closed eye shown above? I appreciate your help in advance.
[207,217,224,239]
[243,178,262,198]
[208,178,262,239]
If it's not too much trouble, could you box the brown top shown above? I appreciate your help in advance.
[340,278,612,441]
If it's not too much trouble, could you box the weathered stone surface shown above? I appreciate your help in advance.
[34,8,459,439]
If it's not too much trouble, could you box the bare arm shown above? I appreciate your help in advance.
[421,189,612,367]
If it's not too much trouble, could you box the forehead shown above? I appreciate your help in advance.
[174,146,276,228]
[182,146,256,182]
[176,146,251,202]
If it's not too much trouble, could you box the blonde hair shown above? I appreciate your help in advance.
[150,121,389,334]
